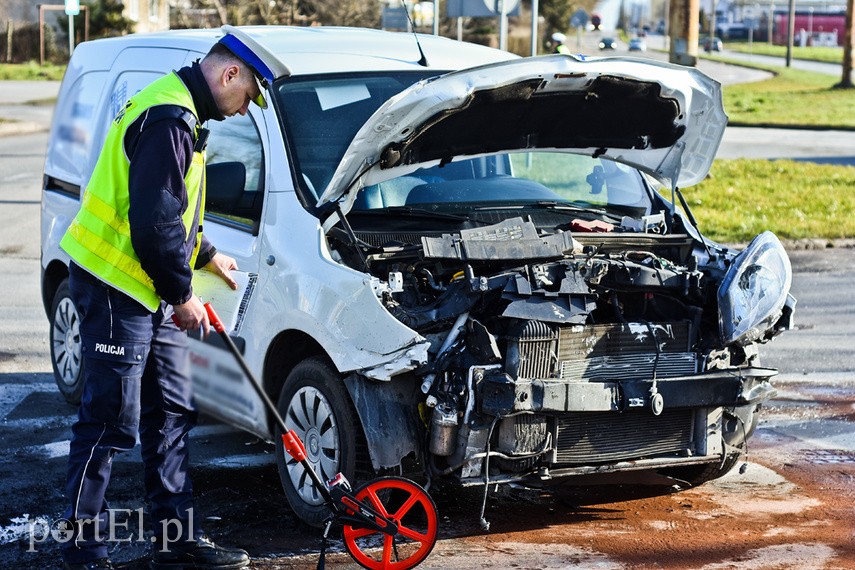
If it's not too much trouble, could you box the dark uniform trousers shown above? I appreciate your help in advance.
[62,262,200,563]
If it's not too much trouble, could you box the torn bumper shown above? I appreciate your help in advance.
[478,367,778,415]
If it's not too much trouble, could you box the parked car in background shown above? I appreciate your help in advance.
[628,37,647,51]
[702,36,724,51]
[42,26,794,528]
[599,37,617,50]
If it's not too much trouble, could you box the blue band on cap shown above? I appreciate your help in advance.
[218,33,275,88]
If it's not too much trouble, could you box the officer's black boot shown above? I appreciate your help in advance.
[63,559,114,570]
[150,535,250,569]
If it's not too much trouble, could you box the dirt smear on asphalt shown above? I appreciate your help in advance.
[3,376,854,569]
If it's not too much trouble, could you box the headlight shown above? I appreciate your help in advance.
[718,231,792,346]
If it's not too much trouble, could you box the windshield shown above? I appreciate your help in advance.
[277,72,654,219]
[276,72,438,203]
[352,152,652,218]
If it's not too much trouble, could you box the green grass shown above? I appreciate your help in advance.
[678,159,855,243]
[725,41,843,64]
[0,62,66,81]
[708,56,855,127]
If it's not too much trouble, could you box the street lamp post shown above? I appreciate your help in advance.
[498,0,508,51]
[808,6,814,40]
[769,3,775,44]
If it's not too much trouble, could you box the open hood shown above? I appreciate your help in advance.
[317,54,727,211]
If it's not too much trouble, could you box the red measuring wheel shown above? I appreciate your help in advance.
[342,476,438,570]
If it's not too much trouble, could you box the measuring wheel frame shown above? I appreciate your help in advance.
[341,476,438,570]
[203,303,438,570]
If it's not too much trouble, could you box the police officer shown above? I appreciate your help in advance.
[59,28,274,570]
[552,32,571,54]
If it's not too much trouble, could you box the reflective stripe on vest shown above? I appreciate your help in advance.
[60,72,206,312]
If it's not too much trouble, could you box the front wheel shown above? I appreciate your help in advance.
[49,278,84,404]
[274,356,367,527]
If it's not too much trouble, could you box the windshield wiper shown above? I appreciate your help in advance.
[475,201,623,221]
[349,206,476,222]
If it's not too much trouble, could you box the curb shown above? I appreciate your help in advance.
[727,121,855,132]
[724,239,855,252]
[781,238,855,250]
[0,120,47,137]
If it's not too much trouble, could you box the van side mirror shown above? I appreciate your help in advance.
[206,161,246,215]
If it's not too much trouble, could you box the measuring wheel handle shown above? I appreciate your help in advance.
[282,429,308,462]
[198,303,438,570]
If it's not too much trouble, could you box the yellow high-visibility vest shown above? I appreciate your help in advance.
[61,72,206,312]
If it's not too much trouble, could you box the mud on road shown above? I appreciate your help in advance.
[255,368,855,570]
[3,370,854,569]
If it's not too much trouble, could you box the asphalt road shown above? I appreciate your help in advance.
[1,73,855,568]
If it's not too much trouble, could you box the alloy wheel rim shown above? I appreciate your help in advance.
[52,297,81,387]
[285,386,340,506]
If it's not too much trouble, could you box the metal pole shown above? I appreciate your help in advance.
[709,0,718,54]
[39,6,45,67]
[433,0,440,35]
[457,16,463,41]
[749,14,754,53]
[498,0,508,51]
[68,11,74,56]
[808,7,813,39]
[768,3,774,43]
[786,0,795,66]
[663,0,670,50]
[530,0,538,55]
[669,0,699,65]
[5,20,12,63]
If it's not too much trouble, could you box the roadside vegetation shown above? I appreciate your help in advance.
[678,158,855,243]
[709,57,855,128]
[725,41,843,64]
[0,63,66,81]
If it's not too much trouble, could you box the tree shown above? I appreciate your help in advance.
[539,0,597,51]
[173,0,378,27]
[58,0,134,39]
[837,0,854,88]
[301,0,380,28]
[541,0,574,48]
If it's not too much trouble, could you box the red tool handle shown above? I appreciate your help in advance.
[169,300,221,332]
[282,429,308,462]
[204,302,225,333]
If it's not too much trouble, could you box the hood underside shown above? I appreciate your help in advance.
[318,54,727,211]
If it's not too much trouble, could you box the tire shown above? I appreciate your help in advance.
[274,356,368,527]
[49,278,84,404]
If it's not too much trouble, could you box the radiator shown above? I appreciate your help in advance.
[516,321,697,381]
[555,409,694,464]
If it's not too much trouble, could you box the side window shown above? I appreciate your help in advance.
[204,112,265,230]
[50,71,108,187]
[96,71,163,160]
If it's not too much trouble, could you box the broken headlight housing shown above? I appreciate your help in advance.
[717,231,792,346]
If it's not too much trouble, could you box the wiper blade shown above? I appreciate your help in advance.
[534,201,609,215]
[475,201,623,221]
[350,206,474,222]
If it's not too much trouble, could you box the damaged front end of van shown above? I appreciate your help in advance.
[285,54,795,510]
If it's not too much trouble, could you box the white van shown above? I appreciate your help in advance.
[41,26,795,526]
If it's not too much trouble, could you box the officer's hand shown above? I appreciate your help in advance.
[205,252,239,290]
[172,296,210,337]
